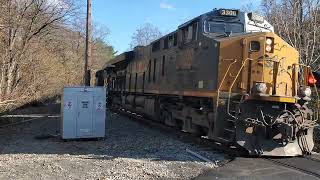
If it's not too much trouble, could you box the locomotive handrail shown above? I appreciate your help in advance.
[212,59,239,135]
[260,58,293,79]
[260,57,295,96]
[217,59,238,91]
[226,58,252,118]
[216,59,238,110]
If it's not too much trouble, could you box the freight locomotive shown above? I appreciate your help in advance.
[96,9,319,156]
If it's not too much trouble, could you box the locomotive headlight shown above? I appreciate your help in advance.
[266,38,273,45]
[253,82,267,94]
[265,38,274,53]
[265,45,272,52]
[299,86,312,97]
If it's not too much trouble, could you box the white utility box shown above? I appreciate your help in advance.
[61,87,106,139]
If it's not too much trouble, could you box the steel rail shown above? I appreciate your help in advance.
[110,107,247,162]
[265,156,320,179]
[0,114,60,128]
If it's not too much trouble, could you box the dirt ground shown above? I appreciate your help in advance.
[0,105,224,180]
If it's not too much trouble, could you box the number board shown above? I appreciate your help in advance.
[219,9,238,17]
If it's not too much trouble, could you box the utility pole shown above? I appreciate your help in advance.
[83,0,92,86]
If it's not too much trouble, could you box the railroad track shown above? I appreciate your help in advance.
[0,114,60,128]
[111,107,247,165]
[304,154,320,163]
[3,109,320,178]
[265,155,320,179]
[113,107,320,178]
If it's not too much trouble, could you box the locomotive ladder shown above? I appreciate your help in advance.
[226,58,251,118]
[223,99,241,142]
[214,58,251,142]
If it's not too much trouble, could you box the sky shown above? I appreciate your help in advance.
[91,0,260,54]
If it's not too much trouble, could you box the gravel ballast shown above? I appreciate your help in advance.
[0,111,224,180]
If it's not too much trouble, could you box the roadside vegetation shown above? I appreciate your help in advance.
[0,0,114,112]
[129,23,163,50]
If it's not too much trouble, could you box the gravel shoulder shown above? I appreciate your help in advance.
[0,109,225,180]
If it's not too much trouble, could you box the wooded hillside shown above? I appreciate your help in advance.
[0,0,114,111]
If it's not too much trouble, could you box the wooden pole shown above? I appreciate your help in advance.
[83,0,92,86]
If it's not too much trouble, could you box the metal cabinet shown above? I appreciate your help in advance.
[61,87,106,139]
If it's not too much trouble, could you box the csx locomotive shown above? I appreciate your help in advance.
[96,9,319,156]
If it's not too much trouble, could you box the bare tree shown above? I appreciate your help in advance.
[261,0,320,70]
[0,0,115,111]
[241,0,261,13]
[129,23,162,49]
[0,0,77,101]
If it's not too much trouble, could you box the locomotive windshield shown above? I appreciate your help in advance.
[204,21,244,34]
[201,9,274,35]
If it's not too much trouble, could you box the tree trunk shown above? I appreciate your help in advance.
[0,63,7,101]
[6,60,17,97]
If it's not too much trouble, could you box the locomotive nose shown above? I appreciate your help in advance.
[246,33,300,101]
